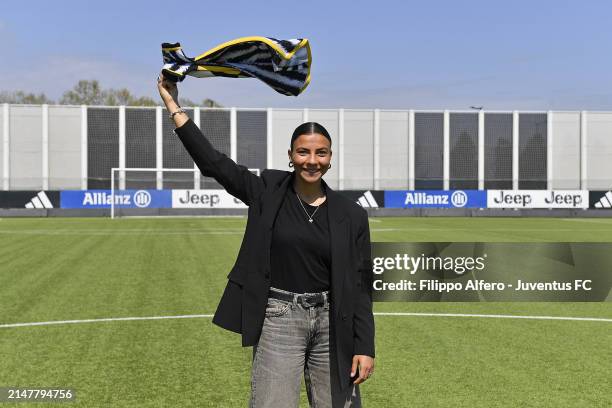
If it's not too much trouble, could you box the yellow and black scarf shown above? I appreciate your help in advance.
[161,36,311,96]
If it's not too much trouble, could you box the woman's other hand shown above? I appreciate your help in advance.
[351,355,374,385]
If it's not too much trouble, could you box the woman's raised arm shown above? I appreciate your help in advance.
[157,74,264,205]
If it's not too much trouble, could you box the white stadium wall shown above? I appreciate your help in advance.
[586,112,612,190]
[551,112,581,189]
[10,106,43,190]
[1,105,612,192]
[343,110,375,190]
[378,110,410,190]
[49,106,82,190]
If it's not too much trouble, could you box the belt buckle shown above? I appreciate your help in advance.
[300,294,322,307]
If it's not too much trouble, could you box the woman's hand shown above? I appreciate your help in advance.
[157,73,188,127]
[157,73,179,109]
[351,355,374,385]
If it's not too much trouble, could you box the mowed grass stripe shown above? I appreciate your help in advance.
[374,301,612,318]
[370,217,612,242]
[0,233,39,269]
[3,217,612,236]
[1,233,106,321]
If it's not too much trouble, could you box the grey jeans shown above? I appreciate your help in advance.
[249,287,361,408]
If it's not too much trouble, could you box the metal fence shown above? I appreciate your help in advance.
[1,104,610,191]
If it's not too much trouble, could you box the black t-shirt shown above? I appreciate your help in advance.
[270,183,331,293]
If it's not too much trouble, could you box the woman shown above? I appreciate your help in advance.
[157,74,375,407]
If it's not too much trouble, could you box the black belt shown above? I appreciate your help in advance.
[269,288,329,308]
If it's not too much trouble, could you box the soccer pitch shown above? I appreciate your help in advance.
[1,217,611,407]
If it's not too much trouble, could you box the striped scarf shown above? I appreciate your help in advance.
[161,37,311,96]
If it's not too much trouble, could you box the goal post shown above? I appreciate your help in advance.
[110,167,261,218]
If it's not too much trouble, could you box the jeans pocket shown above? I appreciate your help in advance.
[265,299,291,318]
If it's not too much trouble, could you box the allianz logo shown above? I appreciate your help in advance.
[404,191,468,207]
[82,190,152,208]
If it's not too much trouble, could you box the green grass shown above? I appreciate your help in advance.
[0,217,611,407]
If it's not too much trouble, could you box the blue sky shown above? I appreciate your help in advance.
[1,0,611,109]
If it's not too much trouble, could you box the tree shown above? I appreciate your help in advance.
[178,97,223,108]
[202,98,223,108]
[129,96,158,106]
[2,79,222,107]
[103,88,133,106]
[60,80,105,105]
[0,91,54,104]
[178,97,197,107]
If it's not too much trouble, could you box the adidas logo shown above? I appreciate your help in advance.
[25,191,54,209]
[594,191,612,208]
[356,191,378,208]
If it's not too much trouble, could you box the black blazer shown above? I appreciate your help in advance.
[175,119,375,390]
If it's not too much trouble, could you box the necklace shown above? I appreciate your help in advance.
[295,192,323,223]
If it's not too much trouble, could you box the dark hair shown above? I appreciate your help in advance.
[290,122,332,150]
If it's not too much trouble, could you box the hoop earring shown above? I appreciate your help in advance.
[289,161,294,168]
[328,163,332,169]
